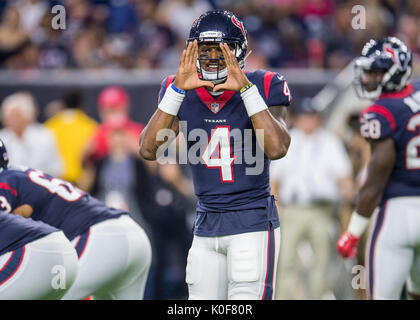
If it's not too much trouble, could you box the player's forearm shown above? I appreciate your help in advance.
[355,183,384,218]
[139,109,178,160]
[355,139,395,218]
[251,111,290,160]
[240,84,290,159]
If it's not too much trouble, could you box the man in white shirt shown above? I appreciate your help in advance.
[0,92,63,177]
[271,99,353,299]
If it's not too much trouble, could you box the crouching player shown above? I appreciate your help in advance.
[0,211,78,299]
[0,139,151,300]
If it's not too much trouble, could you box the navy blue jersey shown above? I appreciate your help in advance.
[359,82,420,202]
[158,70,291,236]
[0,211,58,255]
[0,167,127,241]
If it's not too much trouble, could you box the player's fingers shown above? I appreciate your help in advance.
[224,43,238,68]
[199,80,214,88]
[180,49,187,67]
[185,41,193,66]
[191,40,198,66]
[220,43,231,67]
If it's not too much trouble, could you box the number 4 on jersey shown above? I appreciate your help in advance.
[201,126,236,182]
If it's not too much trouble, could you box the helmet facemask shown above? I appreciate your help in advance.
[353,57,385,100]
[188,32,247,85]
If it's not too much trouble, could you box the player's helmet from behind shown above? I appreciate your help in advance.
[187,10,248,84]
[354,36,412,99]
[0,139,9,172]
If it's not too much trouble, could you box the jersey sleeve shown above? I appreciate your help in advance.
[249,70,291,107]
[359,104,397,140]
[157,75,176,104]
[0,179,18,213]
[265,71,292,107]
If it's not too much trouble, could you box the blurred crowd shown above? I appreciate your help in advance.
[0,0,411,300]
[1,0,420,71]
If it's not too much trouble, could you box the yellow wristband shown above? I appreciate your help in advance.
[240,82,253,94]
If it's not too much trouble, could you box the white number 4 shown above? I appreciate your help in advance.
[201,126,236,182]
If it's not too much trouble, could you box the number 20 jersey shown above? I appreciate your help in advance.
[0,167,126,241]
[359,82,420,202]
[158,70,291,236]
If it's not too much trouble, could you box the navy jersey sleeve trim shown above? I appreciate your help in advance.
[157,74,176,104]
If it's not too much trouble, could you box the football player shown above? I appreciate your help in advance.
[0,139,152,300]
[139,10,291,299]
[337,37,420,300]
[0,211,78,299]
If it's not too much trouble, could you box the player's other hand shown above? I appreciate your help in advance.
[213,42,249,92]
[174,40,214,91]
[336,231,359,258]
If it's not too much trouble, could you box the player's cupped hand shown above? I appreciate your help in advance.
[213,42,249,92]
[174,40,214,91]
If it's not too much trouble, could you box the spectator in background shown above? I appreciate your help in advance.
[0,5,30,68]
[44,89,98,186]
[155,0,212,40]
[15,0,48,35]
[133,0,177,69]
[271,99,353,300]
[0,92,63,177]
[83,86,144,164]
[397,14,420,74]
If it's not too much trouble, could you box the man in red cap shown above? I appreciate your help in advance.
[84,86,144,163]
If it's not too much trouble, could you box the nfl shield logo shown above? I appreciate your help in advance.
[211,103,220,114]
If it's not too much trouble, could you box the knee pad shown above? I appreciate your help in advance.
[229,247,259,283]
[185,249,202,286]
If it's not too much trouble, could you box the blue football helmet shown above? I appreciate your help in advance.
[0,139,9,172]
[354,36,412,99]
[187,10,248,84]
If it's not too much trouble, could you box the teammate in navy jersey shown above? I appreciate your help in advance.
[337,37,420,300]
[0,140,151,300]
[139,10,291,300]
[0,210,78,299]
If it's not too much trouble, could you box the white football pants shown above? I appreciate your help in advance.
[366,196,420,299]
[186,227,280,300]
[0,231,78,300]
[62,215,152,300]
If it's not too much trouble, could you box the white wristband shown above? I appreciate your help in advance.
[158,85,185,116]
[240,85,268,117]
[347,211,370,237]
